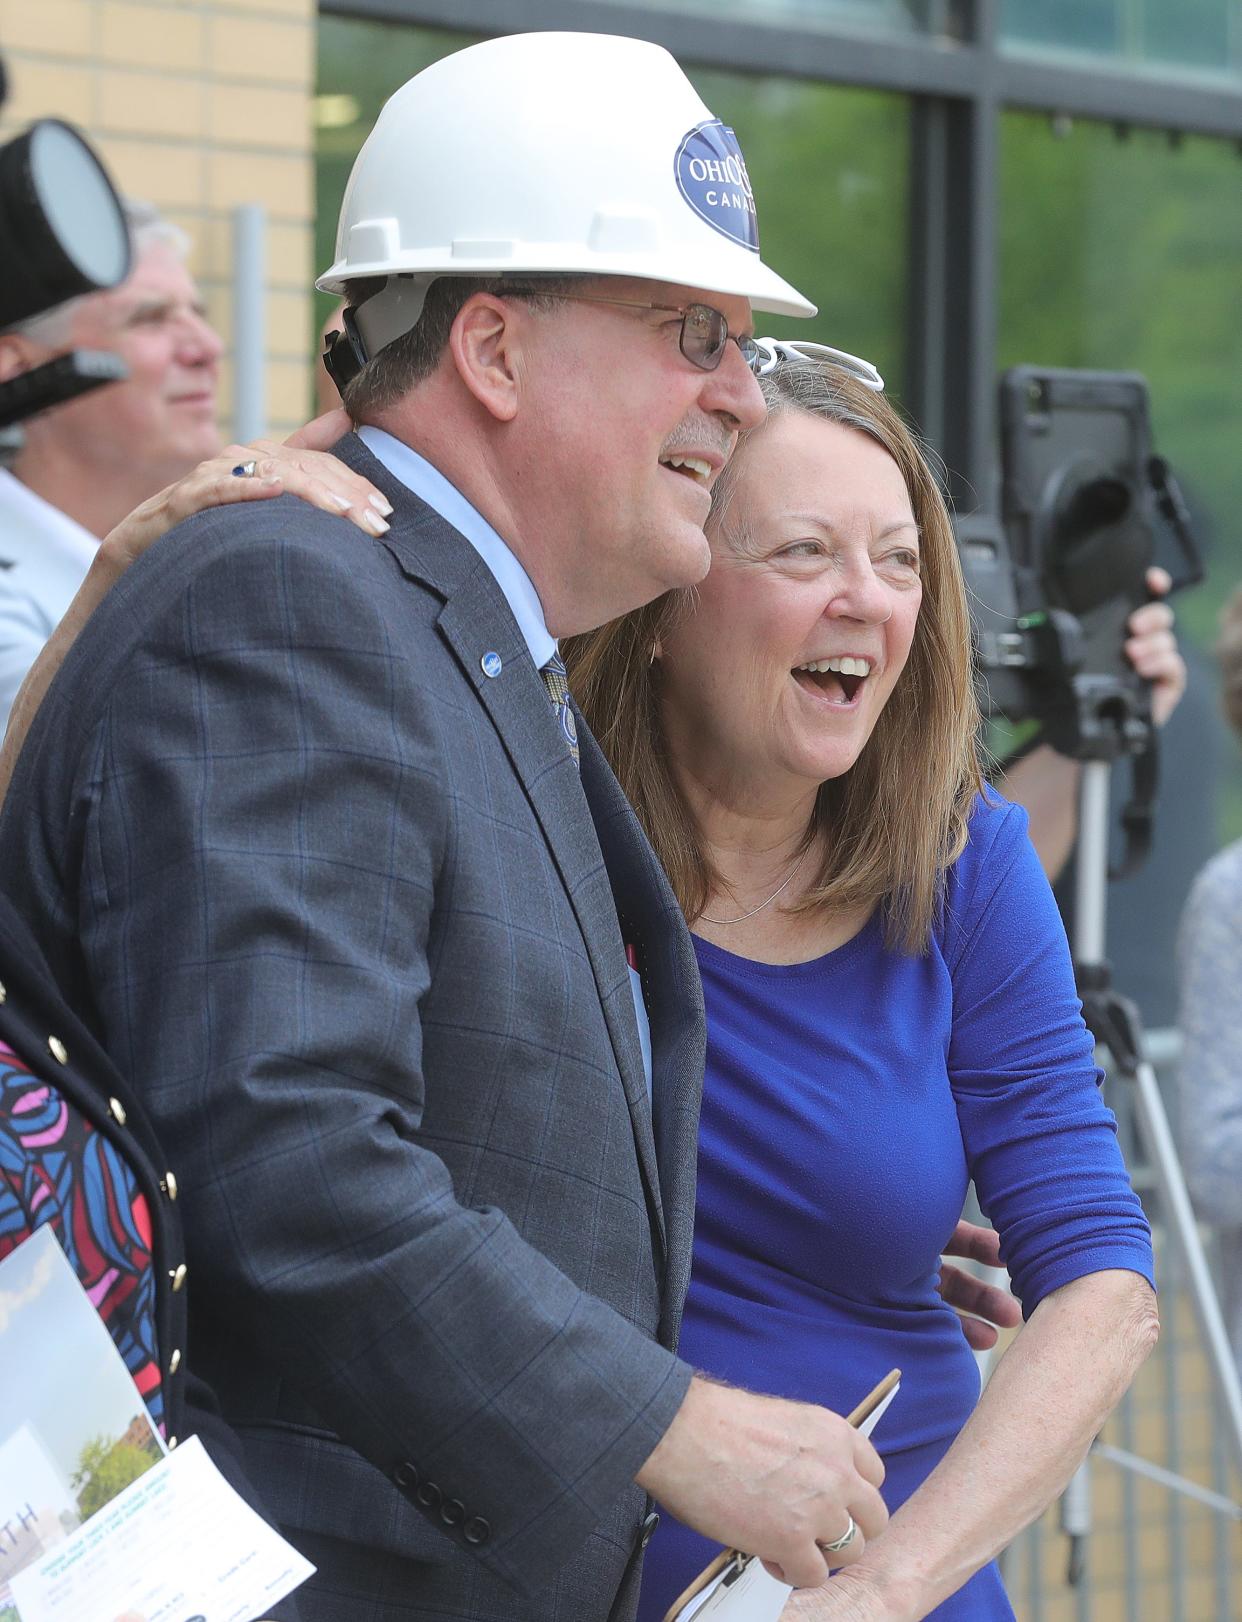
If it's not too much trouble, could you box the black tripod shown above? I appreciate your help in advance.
[1057,758,1242,1584]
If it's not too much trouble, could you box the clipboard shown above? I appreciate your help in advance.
[661,1370,901,1622]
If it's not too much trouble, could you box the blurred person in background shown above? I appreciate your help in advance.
[0,200,223,732]
[1177,582,1242,1366]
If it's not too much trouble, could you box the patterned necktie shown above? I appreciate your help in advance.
[541,651,580,767]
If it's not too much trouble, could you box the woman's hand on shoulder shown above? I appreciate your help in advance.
[99,407,392,573]
[0,411,393,806]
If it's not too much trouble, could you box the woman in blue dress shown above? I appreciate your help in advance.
[566,349,1157,1620]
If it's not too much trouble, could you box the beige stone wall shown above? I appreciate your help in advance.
[0,0,316,437]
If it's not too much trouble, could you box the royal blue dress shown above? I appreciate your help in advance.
[637,795,1154,1621]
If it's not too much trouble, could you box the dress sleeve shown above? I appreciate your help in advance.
[1176,851,1242,1228]
[944,797,1155,1313]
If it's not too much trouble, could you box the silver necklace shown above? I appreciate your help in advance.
[699,846,809,927]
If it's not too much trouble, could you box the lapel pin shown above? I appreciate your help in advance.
[480,651,503,679]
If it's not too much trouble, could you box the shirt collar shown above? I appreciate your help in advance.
[356,426,556,670]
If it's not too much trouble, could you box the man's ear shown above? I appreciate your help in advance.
[447,293,526,423]
[0,332,39,387]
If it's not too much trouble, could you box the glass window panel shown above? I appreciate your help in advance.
[999,111,1242,1024]
[316,20,908,395]
[1001,0,1242,80]
[585,0,926,34]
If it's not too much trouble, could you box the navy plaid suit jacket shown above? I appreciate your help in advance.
[0,433,706,1621]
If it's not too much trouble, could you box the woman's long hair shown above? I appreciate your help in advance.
[564,361,983,954]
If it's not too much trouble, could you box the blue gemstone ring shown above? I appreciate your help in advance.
[231,460,258,478]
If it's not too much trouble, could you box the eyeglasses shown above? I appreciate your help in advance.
[499,287,756,374]
[499,287,886,391]
[748,337,885,392]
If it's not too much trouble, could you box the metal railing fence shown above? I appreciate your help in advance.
[1001,1028,1241,1621]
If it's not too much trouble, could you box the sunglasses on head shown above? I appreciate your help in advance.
[746,336,885,390]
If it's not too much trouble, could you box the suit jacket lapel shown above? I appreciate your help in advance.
[434,585,667,1262]
[337,435,669,1261]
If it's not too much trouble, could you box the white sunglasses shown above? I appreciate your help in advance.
[748,337,885,392]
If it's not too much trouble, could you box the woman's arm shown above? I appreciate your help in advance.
[784,1268,1158,1620]
[786,799,1158,1618]
[0,411,386,806]
[995,745,1080,881]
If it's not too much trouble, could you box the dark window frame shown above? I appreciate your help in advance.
[320,0,1242,511]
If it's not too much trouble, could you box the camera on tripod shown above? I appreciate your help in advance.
[0,55,132,439]
[961,366,1203,762]
[959,367,1204,876]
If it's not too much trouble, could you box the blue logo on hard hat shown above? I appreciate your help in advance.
[674,120,759,253]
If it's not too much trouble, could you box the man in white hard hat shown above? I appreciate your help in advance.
[0,200,223,733]
[0,33,937,1621]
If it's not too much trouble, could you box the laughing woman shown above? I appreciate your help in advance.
[565,352,1157,1621]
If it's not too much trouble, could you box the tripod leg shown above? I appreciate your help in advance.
[1059,1462,1090,1585]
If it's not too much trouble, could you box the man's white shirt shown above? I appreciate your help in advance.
[0,470,98,735]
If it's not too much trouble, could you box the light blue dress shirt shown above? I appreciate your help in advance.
[357,426,555,668]
[356,426,653,1100]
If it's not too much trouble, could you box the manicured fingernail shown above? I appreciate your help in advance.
[363,508,390,534]
[369,493,394,517]
[328,492,352,511]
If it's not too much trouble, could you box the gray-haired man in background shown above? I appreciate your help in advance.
[0,201,223,730]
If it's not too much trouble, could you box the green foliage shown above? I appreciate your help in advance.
[72,1433,159,1521]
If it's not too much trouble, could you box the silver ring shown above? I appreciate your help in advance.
[818,1514,858,1554]
[231,459,258,478]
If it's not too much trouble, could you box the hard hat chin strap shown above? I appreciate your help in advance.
[322,275,435,392]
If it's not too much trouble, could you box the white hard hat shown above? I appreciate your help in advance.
[317,31,814,347]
